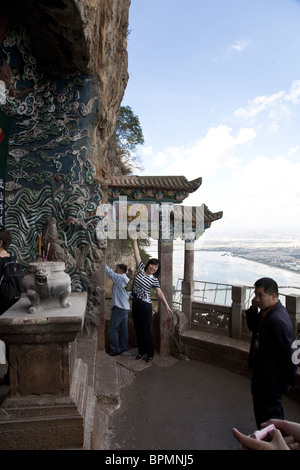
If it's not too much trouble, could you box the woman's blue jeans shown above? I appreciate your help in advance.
[109,306,129,354]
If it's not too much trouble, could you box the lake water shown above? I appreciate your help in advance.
[174,247,300,288]
[147,240,300,305]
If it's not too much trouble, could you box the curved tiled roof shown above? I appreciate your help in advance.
[109,175,202,193]
[175,204,223,223]
[204,204,223,223]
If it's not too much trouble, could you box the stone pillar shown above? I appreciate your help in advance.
[286,294,300,340]
[181,239,195,328]
[231,285,246,340]
[97,261,107,351]
[158,238,174,355]
[0,292,87,450]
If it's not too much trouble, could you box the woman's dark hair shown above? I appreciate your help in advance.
[144,258,160,278]
[254,277,278,297]
[0,228,12,250]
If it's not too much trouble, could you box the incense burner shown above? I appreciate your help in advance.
[22,261,72,313]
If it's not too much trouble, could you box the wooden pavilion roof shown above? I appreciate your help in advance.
[107,175,202,203]
[105,174,223,233]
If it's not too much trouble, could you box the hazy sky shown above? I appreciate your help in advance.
[122,0,300,239]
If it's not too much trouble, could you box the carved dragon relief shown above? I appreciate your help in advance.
[1,25,107,327]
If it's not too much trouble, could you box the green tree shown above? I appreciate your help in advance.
[108,106,149,265]
[114,105,144,173]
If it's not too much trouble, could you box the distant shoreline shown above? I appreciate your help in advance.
[199,246,300,277]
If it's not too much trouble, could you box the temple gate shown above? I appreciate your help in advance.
[103,175,223,355]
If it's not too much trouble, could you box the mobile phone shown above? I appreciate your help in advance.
[249,424,276,440]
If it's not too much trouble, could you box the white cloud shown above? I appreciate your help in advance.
[142,125,256,180]
[234,81,300,132]
[228,38,253,53]
[179,148,300,236]
[154,150,169,167]
[235,91,286,120]
[203,155,300,233]
[138,82,300,235]
[288,145,300,155]
[286,80,300,104]
[142,146,154,156]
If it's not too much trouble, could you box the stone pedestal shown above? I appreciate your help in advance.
[0,292,87,450]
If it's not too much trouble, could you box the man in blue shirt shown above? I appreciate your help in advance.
[106,264,130,356]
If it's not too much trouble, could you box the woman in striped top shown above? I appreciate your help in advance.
[132,236,173,363]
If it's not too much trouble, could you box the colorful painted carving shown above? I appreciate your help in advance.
[0,25,103,325]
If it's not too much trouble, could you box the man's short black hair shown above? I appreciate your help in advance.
[117,263,127,274]
[254,277,278,297]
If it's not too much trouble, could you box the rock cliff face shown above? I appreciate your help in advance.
[0,0,131,332]
[5,0,130,178]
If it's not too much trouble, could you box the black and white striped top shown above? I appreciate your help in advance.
[132,261,160,303]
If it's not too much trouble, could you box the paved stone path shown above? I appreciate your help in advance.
[107,351,300,450]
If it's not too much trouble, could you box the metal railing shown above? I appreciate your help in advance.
[173,278,300,309]
[173,279,300,341]
[173,278,252,308]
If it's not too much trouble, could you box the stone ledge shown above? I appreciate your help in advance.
[181,330,249,351]
[0,412,84,450]
[180,329,300,402]
[94,351,120,405]
[0,292,86,324]
[0,293,87,346]
[181,330,251,377]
